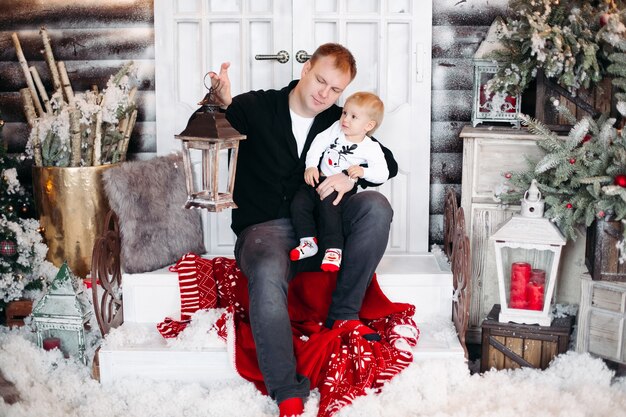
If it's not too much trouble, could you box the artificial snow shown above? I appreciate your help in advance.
[1,321,625,417]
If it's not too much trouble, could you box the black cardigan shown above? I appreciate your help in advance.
[226,80,398,235]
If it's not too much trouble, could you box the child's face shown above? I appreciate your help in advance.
[339,102,376,139]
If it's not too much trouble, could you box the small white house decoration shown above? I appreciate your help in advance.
[32,262,92,364]
[490,180,566,326]
[472,17,521,128]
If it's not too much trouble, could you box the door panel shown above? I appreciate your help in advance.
[155,0,432,255]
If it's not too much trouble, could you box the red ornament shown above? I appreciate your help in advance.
[504,172,512,179]
[583,134,592,143]
[566,203,573,209]
[569,158,576,164]
[600,13,611,27]
[0,240,17,257]
[598,210,605,218]
[614,174,626,188]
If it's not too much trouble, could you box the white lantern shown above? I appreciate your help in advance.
[489,180,566,326]
[32,262,92,364]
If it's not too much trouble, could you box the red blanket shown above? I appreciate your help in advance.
[157,254,419,417]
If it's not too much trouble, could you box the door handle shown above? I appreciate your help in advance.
[295,50,311,63]
[254,50,289,64]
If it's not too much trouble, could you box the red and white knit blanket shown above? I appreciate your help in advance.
[157,253,420,417]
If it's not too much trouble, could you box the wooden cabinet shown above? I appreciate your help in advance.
[460,126,546,343]
[576,275,626,364]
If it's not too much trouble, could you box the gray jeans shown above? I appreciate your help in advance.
[233,191,393,403]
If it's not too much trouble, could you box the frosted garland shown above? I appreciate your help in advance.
[488,0,625,96]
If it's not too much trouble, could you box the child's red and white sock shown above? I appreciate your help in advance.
[279,397,304,417]
[320,248,342,272]
[290,237,318,261]
[326,319,381,341]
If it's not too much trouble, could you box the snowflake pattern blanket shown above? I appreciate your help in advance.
[157,254,420,417]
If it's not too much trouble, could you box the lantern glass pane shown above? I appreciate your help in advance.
[41,328,82,358]
[501,246,554,310]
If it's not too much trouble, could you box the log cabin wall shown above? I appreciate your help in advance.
[0,0,155,169]
[1,0,512,246]
[429,0,509,245]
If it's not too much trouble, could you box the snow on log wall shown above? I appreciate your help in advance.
[429,0,509,245]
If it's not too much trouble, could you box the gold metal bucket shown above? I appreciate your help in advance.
[32,165,117,278]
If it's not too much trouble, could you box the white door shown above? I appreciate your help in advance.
[154,0,432,255]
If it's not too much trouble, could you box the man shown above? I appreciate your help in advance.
[210,43,397,417]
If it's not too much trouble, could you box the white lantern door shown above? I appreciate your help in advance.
[154,0,432,255]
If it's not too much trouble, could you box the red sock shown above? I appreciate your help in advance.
[279,397,304,417]
[329,319,381,341]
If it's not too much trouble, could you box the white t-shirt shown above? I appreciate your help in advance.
[290,110,314,157]
[305,120,389,184]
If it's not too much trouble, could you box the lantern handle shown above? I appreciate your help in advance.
[203,71,220,92]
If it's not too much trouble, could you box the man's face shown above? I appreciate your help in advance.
[296,55,352,117]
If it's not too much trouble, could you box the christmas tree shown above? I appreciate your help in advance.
[499,108,625,240]
[0,112,56,309]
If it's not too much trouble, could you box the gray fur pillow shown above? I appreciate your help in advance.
[102,153,205,273]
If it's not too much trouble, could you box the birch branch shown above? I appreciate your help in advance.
[29,66,52,114]
[93,111,102,166]
[57,61,75,106]
[11,32,44,116]
[40,27,61,94]
[32,124,43,167]
[120,109,137,162]
[20,88,37,128]
[69,108,82,166]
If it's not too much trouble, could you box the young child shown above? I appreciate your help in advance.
[290,91,389,272]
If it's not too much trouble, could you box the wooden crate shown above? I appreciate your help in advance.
[529,69,616,132]
[4,299,33,327]
[480,304,574,373]
[576,275,626,365]
[585,219,626,282]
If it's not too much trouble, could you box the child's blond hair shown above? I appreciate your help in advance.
[345,92,384,135]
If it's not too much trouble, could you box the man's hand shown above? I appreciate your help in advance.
[317,173,355,205]
[304,167,320,187]
[346,165,364,180]
[209,62,233,108]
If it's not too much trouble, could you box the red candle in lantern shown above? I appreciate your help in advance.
[527,269,546,311]
[527,281,545,310]
[510,262,531,309]
[43,337,61,351]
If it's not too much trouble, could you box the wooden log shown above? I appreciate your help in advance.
[39,27,62,94]
[69,108,81,166]
[57,61,74,106]
[29,66,52,114]
[11,32,44,116]
[0,0,155,29]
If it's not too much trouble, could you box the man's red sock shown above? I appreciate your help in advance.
[327,319,381,341]
[279,397,304,417]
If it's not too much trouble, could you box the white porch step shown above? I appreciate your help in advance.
[99,253,465,386]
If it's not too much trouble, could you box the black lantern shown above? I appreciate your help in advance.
[175,75,246,212]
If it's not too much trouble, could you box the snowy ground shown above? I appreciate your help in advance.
[1,322,625,417]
